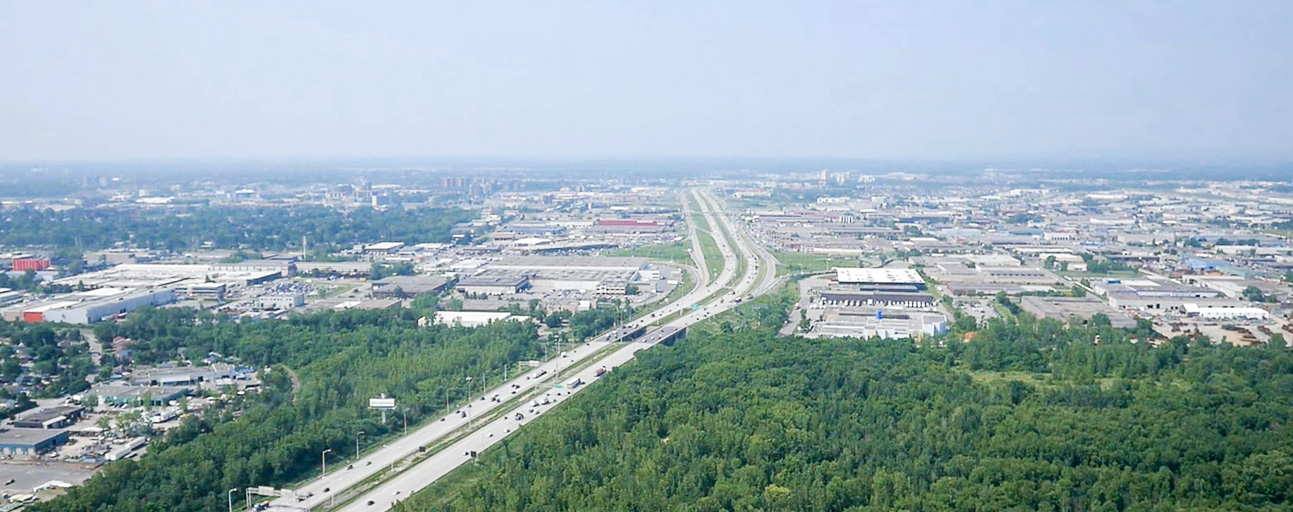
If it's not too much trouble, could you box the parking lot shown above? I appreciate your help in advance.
[0,461,97,493]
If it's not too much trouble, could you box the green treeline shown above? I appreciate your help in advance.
[0,205,474,251]
[396,300,1293,511]
[31,306,544,512]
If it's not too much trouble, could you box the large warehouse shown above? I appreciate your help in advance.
[3,288,175,324]
[0,428,70,458]
[835,268,927,289]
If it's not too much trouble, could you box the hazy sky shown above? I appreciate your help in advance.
[2,1,1292,162]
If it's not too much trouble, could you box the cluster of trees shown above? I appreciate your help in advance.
[396,295,1293,511]
[0,321,94,397]
[1079,253,1136,274]
[36,304,546,512]
[0,205,474,251]
[369,262,416,280]
[0,269,72,294]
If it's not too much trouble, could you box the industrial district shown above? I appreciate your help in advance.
[1,167,1292,510]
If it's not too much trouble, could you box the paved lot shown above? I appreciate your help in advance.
[0,461,97,492]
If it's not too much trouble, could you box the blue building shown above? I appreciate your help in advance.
[0,428,69,458]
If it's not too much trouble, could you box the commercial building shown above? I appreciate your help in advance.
[1018,296,1137,329]
[363,242,405,254]
[423,311,531,328]
[210,259,295,277]
[835,268,926,289]
[0,428,69,458]
[487,256,648,273]
[370,276,451,299]
[6,288,175,324]
[13,406,86,430]
[184,283,227,301]
[1182,303,1270,320]
[456,275,530,296]
[296,261,374,277]
[809,310,948,340]
[12,258,51,272]
[255,293,305,310]
[53,263,283,290]
[818,290,935,308]
[131,363,238,386]
[95,385,191,407]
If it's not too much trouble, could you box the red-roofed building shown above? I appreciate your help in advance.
[12,258,50,272]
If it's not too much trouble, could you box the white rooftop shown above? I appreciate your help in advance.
[835,268,925,285]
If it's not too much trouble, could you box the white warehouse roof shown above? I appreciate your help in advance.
[835,268,925,285]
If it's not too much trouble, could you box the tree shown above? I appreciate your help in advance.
[1242,286,1269,303]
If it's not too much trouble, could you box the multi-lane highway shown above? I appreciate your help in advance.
[269,188,777,511]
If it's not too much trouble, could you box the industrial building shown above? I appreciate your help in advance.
[818,290,935,308]
[809,309,947,340]
[255,292,305,310]
[296,261,374,276]
[1182,303,1270,320]
[12,258,51,272]
[835,268,926,288]
[0,428,69,458]
[456,275,530,296]
[52,263,284,290]
[210,259,295,277]
[1018,296,1137,329]
[95,385,191,406]
[13,406,86,430]
[487,256,648,273]
[131,363,238,386]
[423,311,532,328]
[370,275,451,298]
[4,288,175,324]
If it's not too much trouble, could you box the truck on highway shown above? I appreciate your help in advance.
[567,378,584,389]
[594,366,608,377]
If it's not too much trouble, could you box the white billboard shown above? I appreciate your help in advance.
[369,397,397,409]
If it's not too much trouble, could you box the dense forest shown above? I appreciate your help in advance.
[396,294,1293,511]
[0,205,474,251]
[31,305,546,512]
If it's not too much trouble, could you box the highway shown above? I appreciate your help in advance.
[270,188,777,512]
[264,341,613,511]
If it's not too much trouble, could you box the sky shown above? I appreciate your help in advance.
[2,1,1292,162]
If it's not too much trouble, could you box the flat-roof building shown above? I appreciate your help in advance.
[1019,296,1137,329]
[371,276,451,298]
[456,275,530,296]
[95,385,191,407]
[835,268,926,288]
[13,406,86,430]
[0,428,69,458]
[5,288,175,324]
[424,311,531,328]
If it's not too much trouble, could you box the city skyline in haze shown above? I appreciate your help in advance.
[2,1,1292,163]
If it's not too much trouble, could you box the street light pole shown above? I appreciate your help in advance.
[228,488,237,512]
[356,431,365,459]
[322,448,332,477]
